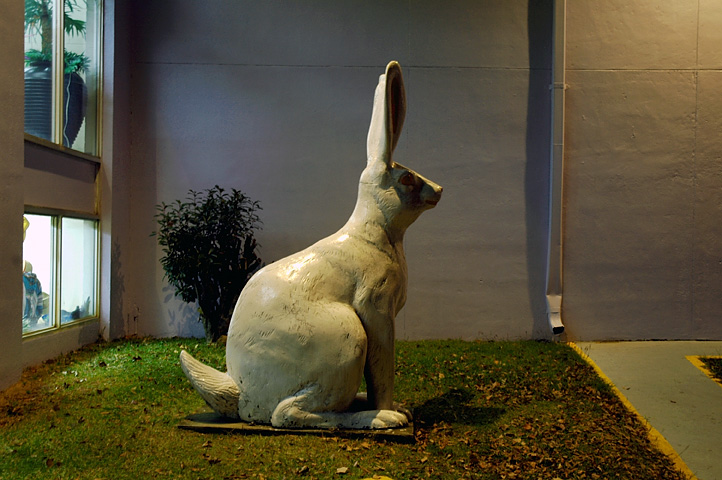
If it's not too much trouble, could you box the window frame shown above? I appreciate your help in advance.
[23,0,104,158]
[22,206,100,338]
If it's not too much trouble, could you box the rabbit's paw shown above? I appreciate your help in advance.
[370,409,409,429]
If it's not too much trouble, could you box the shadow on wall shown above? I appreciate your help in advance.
[109,239,125,339]
[525,0,553,339]
[163,283,204,338]
[128,63,161,339]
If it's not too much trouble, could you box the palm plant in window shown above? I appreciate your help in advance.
[24,0,90,146]
[153,187,263,343]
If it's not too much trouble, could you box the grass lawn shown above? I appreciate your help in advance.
[0,338,686,480]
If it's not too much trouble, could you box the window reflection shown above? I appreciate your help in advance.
[24,0,102,154]
[22,213,99,335]
[60,217,98,323]
[22,214,54,334]
[23,0,55,142]
[63,0,100,153]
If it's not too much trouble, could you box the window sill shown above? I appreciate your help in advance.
[25,133,101,167]
[22,316,100,341]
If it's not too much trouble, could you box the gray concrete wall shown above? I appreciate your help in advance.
[563,1,722,340]
[0,0,25,390]
[127,0,554,340]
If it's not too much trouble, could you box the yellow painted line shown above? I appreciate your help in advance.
[568,342,697,480]
[686,355,722,391]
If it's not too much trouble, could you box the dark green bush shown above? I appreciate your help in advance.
[153,186,262,342]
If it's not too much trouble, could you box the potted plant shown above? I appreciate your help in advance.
[153,186,264,343]
[24,0,90,147]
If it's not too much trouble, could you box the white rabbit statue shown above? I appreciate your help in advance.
[180,61,442,429]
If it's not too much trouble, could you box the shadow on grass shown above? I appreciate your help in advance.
[413,388,505,426]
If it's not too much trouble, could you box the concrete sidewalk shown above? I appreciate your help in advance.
[574,341,722,480]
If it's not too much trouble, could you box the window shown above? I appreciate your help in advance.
[60,217,98,324]
[23,212,99,336]
[24,0,102,155]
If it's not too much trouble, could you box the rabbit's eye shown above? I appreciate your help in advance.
[400,172,415,186]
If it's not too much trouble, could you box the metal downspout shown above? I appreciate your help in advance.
[546,0,566,335]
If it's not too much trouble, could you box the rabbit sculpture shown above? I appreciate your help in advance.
[180,61,442,429]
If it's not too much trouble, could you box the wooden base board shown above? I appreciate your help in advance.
[178,409,415,443]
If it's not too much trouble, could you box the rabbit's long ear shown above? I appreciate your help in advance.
[385,62,406,154]
[367,61,406,166]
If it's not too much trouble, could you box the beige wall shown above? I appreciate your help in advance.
[563,1,722,339]
[0,0,25,390]
[126,0,554,340]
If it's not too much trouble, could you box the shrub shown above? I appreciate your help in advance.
[153,186,262,342]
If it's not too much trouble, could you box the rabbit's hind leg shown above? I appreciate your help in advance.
[271,384,408,430]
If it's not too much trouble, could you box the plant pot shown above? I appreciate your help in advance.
[24,61,88,148]
[24,61,52,141]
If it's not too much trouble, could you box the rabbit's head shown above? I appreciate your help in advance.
[360,62,442,237]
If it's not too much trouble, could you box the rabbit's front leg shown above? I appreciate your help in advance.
[361,311,396,411]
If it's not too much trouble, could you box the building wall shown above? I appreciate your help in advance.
[562,1,722,340]
[21,141,102,367]
[126,0,554,340]
[0,0,132,389]
[99,0,133,342]
[2,2,720,391]
[0,0,25,391]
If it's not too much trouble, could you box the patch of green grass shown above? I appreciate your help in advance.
[0,338,686,479]
[700,356,722,382]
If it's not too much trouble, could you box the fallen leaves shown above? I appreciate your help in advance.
[340,440,371,452]
[0,339,689,480]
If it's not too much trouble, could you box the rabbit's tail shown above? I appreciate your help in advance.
[179,350,240,419]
